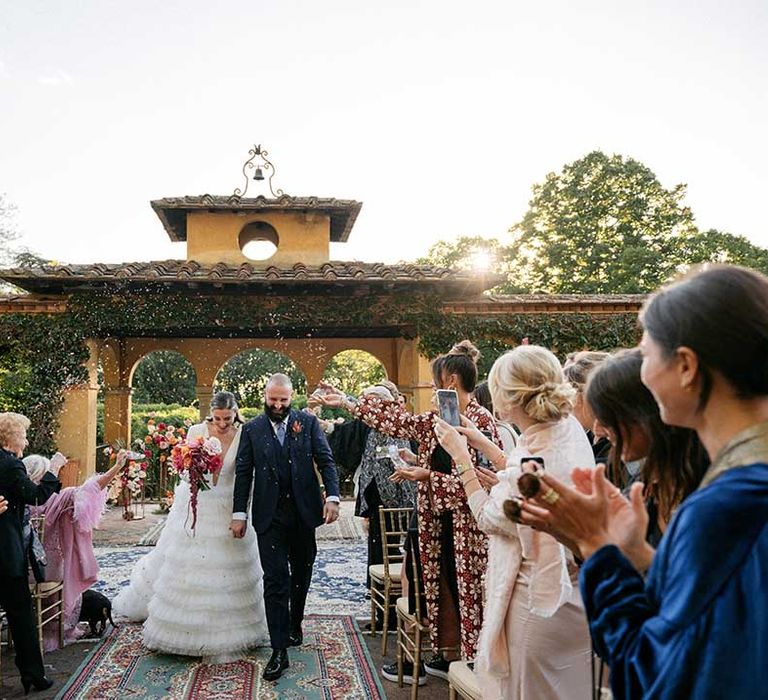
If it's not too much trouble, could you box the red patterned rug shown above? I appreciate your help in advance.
[56,615,384,699]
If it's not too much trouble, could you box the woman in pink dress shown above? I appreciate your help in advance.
[24,450,128,651]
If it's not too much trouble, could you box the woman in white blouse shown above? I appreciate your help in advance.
[435,345,594,700]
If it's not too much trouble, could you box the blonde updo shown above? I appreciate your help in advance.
[488,345,575,423]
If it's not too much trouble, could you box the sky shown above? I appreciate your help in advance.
[0,0,766,267]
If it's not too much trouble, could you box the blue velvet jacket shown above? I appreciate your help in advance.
[580,463,768,699]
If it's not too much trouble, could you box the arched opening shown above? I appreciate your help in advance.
[321,349,387,397]
[215,349,307,413]
[239,221,279,261]
[126,350,199,500]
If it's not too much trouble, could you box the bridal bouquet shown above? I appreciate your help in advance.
[170,435,223,533]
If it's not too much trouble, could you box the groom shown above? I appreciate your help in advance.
[230,373,340,681]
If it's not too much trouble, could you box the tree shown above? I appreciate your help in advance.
[419,151,768,294]
[509,151,699,293]
[682,228,768,274]
[321,350,386,396]
[214,350,306,406]
[132,351,197,405]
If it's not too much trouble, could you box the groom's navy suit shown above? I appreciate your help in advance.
[233,409,340,650]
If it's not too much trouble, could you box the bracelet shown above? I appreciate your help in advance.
[456,462,473,476]
[462,475,480,489]
[492,449,507,469]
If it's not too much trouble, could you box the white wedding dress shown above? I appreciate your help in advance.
[114,423,268,660]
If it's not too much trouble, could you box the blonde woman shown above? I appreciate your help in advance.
[563,351,611,461]
[435,346,594,700]
[0,412,61,694]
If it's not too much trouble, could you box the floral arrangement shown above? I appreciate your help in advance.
[103,446,147,520]
[139,417,190,498]
[170,435,223,533]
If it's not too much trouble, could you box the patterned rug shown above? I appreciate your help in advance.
[136,505,365,546]
[94,541,370,618]
[55,616,384,699]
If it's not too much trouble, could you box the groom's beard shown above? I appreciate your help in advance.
[264,401,291,423]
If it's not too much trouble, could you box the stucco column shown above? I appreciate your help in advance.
[197,385,214,420]
[103,386,133,448]
[397,337,434,414]
[55,340,99,484]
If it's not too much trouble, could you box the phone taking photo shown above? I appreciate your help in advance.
[520,456,545,471]
[477,430,497,472]
[436,389,461,427]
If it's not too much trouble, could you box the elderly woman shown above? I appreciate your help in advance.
[23,449,127,650]
[0,412,61,694]
[435,345,595,699]
[519,265,768,699]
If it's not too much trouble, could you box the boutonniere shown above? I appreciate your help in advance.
[291,420,303,435]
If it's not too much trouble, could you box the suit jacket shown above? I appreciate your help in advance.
[233,410,340,534]
[0,448,61,578]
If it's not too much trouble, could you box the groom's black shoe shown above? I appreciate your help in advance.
[288,626,303,647]
[263,649,289,681]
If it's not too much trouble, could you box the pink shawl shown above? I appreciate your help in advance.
[30,477,107,650]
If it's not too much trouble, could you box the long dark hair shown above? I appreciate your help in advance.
[585,349,708,522]
[641,264,768,410]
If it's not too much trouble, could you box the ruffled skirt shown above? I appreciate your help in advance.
[114,481,268,657]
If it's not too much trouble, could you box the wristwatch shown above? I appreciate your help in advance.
[455,462,473,476]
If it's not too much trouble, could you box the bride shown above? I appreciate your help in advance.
[115,391,268,661]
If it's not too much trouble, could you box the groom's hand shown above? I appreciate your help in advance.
[229,520,246,538]
[323,501,340,525]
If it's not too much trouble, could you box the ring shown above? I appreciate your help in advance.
[541,488,560,505]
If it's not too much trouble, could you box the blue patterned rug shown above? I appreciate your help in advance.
[95,541,369,618]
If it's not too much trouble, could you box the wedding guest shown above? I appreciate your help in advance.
[519,265,768,699]
[318,340,500,682]
[23,449,129,650]
[435,345,594,699]
[353,384,416,596]
[0,412,61,694]
[585,349,708,546]
[474,380,519,454]
[563,351,611,461]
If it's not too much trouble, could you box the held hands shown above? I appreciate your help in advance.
[323,500,340,525]
[229,520,246,539]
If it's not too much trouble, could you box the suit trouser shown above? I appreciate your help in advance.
[0,575,45,681]
[257,493,317,650]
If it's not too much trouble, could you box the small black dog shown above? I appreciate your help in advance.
[79,589,117,637]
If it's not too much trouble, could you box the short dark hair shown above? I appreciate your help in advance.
[431,340,480,392]
[586,349,708,521]
[641,264,768,409]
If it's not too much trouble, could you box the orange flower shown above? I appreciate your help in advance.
[144,435,152,444]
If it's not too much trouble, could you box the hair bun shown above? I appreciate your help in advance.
[449,339,481,363]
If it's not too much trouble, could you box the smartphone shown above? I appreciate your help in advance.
[519,456,545,471]
[477,430,496,472]
[436,389,461,427]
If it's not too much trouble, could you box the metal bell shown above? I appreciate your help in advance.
[253,167,264,181]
